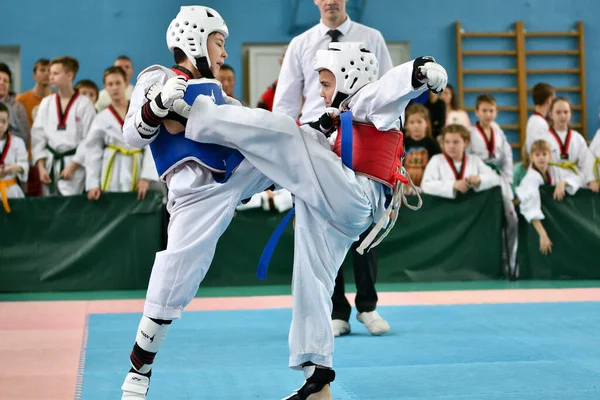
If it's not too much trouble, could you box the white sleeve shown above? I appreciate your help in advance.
[348,59,427,130]
[558,168,581,195]
[474,157,501,192]
[123,69,168,148]
[31,99,49,164]
[272,38,304,119]
[573,134,594,184]
[586,131,600,181]
[73,101,98,165]
[140,146,159,182]
[499,130,514,185]
[515,171,544,222]
[13,136,29,182]
[421,156,456,199]
[82,116,106,191]
[525,118,548,153]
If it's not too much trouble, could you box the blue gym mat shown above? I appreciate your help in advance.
[79,302,600,399]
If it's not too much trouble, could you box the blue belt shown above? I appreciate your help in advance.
[256,208,295,280]
[256,111,354,280]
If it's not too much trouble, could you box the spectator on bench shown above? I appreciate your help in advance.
[516,139,580,255]
[0,103,29,213]
[84,66,158,202]
[75,79,100,106]
[421,124,500,199]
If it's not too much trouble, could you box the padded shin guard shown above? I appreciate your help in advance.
[129,316,171,374]
[282,366,336,400]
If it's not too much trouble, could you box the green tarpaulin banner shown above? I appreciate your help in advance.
[518,186,600,279]
[0,187,510,292]
[0,192,163,292]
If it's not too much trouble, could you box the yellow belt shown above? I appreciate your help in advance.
[594,158,600,181]
[549,161,579,175]
[0,177,18,213]
[101,145,143,192]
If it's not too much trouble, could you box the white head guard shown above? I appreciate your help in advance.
[166,6,228,78]
[314,42,379,107]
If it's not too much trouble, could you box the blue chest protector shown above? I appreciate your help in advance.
[149,80,244,183]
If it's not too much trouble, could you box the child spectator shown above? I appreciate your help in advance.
[545,97,594,188]
[0,103,28,213]
[516,139,580,255]
[96,56,135,112]
[525,82,554,152]
[467,93,517,274]
[84,66,157,201]
[0,63,30,143]
[75,79,100,106]
[31,56,96,196]
[403,104,440,187]
[585,129,600,193]
[422,124,500,198]
[438,83,471,129]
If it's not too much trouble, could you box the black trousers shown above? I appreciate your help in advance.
[331,226,378,321]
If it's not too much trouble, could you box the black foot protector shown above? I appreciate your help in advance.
[282,366,335,400]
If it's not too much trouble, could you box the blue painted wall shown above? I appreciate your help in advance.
[2,0,599,138]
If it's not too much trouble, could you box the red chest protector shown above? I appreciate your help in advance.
[332,112,408,188]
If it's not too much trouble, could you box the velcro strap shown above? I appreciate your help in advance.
[308,368,335,384]
[135,108,160,139]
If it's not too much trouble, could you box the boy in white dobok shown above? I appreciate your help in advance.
[31,56,96,196]
[84,66,157,201]
[184,42,447,399]
[467,94,517,276]
[119,6,271,399]
[422,124,500,198]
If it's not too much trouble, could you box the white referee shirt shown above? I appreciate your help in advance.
[273,17,393,124]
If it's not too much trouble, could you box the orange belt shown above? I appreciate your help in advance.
[0,177,18,213]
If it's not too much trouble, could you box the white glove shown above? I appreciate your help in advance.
[171,99,191,119]
[145,82,163,101]
[418,62,447,93]
[156,76,188,110]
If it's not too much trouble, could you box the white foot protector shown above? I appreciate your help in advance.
[121,372,150,399]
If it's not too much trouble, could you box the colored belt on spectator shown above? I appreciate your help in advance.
[594,158,600,181]
[0,177,18,213]
[549,161,579,175]
[485,162,501,175]
[45,145,76,194]
[102,145,143,192]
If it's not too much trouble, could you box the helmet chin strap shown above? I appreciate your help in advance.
[195,56,215,79]
[330,92,348,109]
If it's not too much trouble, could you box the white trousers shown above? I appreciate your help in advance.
[185,98,387,368]
[143,159,271,319]
[42,155,85,196]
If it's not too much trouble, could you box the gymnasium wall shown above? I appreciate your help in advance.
[1,0,599,138]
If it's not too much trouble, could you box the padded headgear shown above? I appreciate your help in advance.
[166,6,228,78]
[314,42,378,108]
